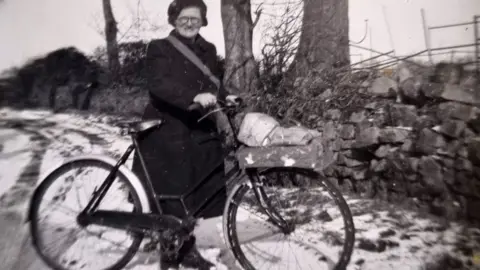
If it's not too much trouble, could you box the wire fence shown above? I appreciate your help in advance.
[349,12,480,77]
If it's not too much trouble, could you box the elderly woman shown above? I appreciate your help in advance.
[131,0,234,269]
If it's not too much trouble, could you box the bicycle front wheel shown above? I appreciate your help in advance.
[29,159,144,270]
[223,167,355,270]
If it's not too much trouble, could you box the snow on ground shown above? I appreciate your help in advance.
[1,107,480,270]
[0,128,31,195]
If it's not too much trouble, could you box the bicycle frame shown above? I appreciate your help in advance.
[79,103,290,234]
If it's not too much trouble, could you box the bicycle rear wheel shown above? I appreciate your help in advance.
[29,159,144,270]
[223,167,355,270]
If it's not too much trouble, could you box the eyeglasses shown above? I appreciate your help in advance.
[176,16,202,26]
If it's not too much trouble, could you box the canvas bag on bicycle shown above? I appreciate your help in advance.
[166,35,321,147]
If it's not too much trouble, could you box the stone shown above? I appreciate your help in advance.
[349,111,367,123]
[387,104,418,126]
[324,166,336,177]
[342,150,354,158]
[401,139,414,152]
[405,174,417,182]
[463,128,476,139]
[371,159,387,172]
[433,62,464,85]
[356,121,374,132]
[323,121,337,140]
[440,157,455,168]
[414,115,437,131]
[455,172,480,198]
[467,137,480,166]
[430,197,461,220]
[444,169,455,185]
[437,102,476,121]
[352,168,367,180]
[370,114,388,127]
[337,153,346,165]
[408,157,419,172]
[341,140,354,149]
[364,102,378,110]
[338,153,364,167]
[368,76,398,98]
[336,166,352,178]
[469,114,480,133]
[455,158,473,172]
[437,140,461,158]
[375,145,393,158]
[422,82,444,98]
[344,157,364,168]
[435,120,466,138]
[331,138,342,152]
[399,77,423,102]
[316,120,325,129]
[352,127,381,148]
[339,124,355,139]
[416,128,447,155]
[419,156,445,194]
[379,127,410,143]
[324,109,341,121]
[396,62,414,83]
[440,84,480,105]
[386,151,409,172]
[460,73,478,88]
[407,182,426,198]
[458,147,468,158]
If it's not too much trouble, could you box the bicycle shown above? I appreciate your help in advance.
[26,98,355,270]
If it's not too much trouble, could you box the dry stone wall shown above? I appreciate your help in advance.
[317,63,480,222]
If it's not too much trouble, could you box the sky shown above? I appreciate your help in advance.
[0,0,479,72]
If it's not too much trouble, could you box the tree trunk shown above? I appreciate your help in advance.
[221,0,259,95]
[291,0,349,76]
[102,0,120,79]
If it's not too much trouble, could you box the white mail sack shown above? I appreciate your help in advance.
[237,112,279,147]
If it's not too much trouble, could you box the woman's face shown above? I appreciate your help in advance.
[175,7,203,39]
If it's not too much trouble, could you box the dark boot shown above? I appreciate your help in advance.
[160,256,179,270]
[159,244,180,270]
[177,236,215,270]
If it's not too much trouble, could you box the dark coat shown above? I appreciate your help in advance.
[132,30,228,219]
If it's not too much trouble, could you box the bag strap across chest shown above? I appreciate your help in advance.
[166,35,221,90]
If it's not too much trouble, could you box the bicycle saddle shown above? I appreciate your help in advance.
[115,119,164,134]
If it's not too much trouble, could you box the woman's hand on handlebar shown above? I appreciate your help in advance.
[189,94,243,111]
[193,92,217,108]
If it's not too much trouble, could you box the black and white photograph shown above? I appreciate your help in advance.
[0,0,480,269]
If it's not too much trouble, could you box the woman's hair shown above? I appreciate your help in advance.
[167,0,208,27]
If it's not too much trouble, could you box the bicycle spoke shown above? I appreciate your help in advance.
[30,159,144,270]
[225,168,355,270]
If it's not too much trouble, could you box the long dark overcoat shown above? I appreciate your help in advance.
[132,30,228,219]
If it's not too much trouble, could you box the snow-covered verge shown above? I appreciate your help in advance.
[1,107,480,270]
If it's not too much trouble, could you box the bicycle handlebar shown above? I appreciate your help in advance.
[187,96,243,112]
[187,102,203,111]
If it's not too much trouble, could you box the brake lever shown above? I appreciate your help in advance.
[197,106,223,123]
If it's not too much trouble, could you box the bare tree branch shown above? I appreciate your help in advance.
[251,3,263,29]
